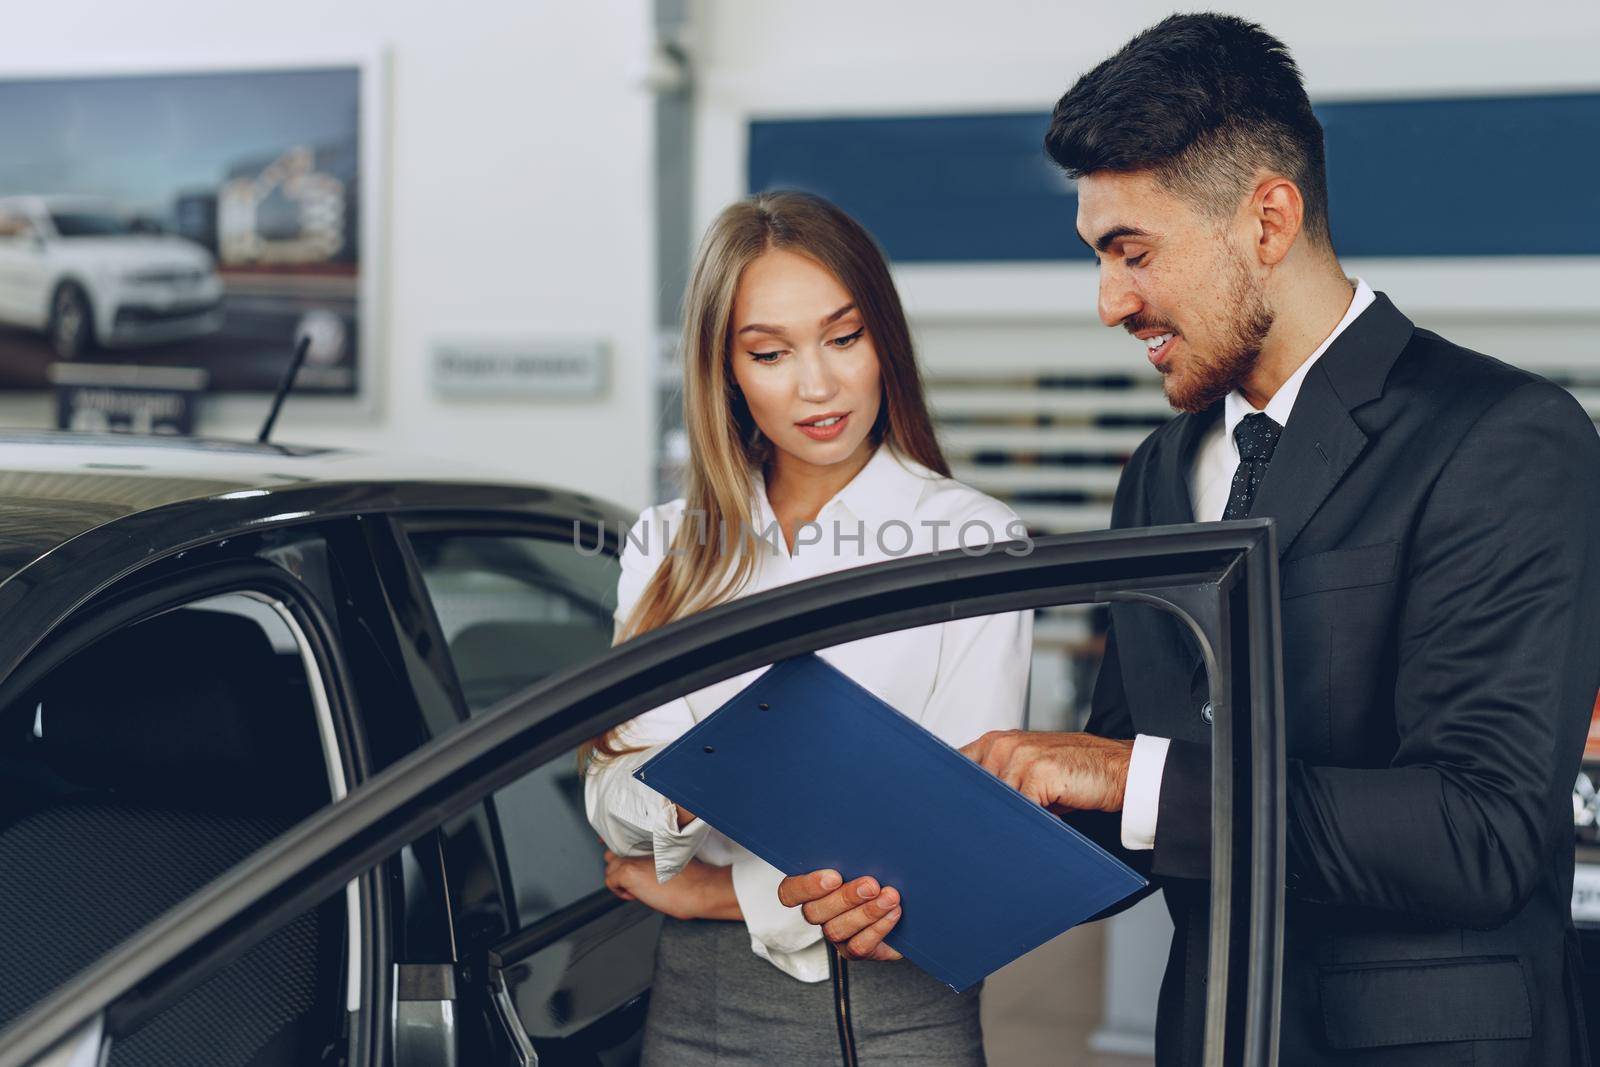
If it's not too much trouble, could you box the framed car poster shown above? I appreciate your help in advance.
[0,50,385,405]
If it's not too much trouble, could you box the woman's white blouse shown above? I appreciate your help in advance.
[584,445,1034,983]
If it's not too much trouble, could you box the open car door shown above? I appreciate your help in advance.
[0,519,1286,1067]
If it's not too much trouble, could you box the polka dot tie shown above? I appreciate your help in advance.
[1222,412,1283,520]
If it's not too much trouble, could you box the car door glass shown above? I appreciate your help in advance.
[406,532,618,714]
[406,530,620,932]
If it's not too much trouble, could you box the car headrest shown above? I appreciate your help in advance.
[449,619,611,711]
[33,607,332,819]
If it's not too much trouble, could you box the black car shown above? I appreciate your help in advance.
[0,430,1284,1067]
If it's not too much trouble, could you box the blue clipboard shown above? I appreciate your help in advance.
[635,653,1147,992]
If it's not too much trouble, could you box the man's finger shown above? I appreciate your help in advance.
[820,886,901,943]
[799,876,882,926]
[777,868,843,908]
[866,942,904,961]
[843,906,902,960]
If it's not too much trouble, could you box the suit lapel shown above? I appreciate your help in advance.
[1246,291,1414,558]
[1245,362,1367,558]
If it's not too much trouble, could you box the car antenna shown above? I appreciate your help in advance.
[258,334,312,444]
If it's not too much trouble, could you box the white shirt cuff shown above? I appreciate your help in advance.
[730,856,830,983]
[651,805,713,883]
[1120,734,1171,851]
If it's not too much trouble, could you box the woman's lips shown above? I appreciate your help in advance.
[797,412,850,441]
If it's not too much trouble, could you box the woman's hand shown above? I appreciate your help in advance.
[603,852,743,921]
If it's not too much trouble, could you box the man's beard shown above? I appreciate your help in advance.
[1161,259,1275,414]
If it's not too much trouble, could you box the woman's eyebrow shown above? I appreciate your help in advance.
[820,302,856,326]
[737,303,857,337]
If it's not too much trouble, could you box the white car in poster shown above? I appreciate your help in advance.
[0,195,224,359]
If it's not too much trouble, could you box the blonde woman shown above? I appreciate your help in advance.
[584,191,1032,1064]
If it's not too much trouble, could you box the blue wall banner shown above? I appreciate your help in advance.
[748,94,1600,262]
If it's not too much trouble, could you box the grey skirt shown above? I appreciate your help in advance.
[642,917,985,1066]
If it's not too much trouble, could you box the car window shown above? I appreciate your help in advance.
[0,211,35,240]
[406,531,618,714]
[0,592,348,1065]
[47,211,135,237]
[405,529,620,933]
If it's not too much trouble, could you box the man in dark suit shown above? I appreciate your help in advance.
[778,13,1600,1064]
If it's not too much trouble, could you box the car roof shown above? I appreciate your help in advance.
[0,194,112,213]
[0,193,114,207]
[0,430,628,586]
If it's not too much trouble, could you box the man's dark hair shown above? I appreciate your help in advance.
[1045,13,1332,246]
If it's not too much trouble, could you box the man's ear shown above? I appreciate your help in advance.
[1252,175,1304,266]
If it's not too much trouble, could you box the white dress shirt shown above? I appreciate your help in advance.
[1120,278,1376,851]
[586,443,1034,982]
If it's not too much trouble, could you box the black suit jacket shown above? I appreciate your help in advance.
[1086,293,1600,1066]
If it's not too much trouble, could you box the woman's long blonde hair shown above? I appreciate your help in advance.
[584,191,948,762]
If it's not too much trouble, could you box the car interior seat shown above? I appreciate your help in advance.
[0,606,345,1066]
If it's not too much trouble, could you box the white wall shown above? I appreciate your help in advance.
[0,0,659,511]
[692,0,1600,215]
[690,0,1600,330]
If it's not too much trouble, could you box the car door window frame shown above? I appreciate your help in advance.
[0,556,387,1067]
[356,514,476,733]
[361,512,632,1061]
[0,520,1285,1067]
[379,513,626,926]
[387,514,650,1057]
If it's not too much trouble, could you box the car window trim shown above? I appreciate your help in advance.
[0,520,1285,1067]
[26,1015,100,1067]
[243,591,365,1016]
[363,514,475,727]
